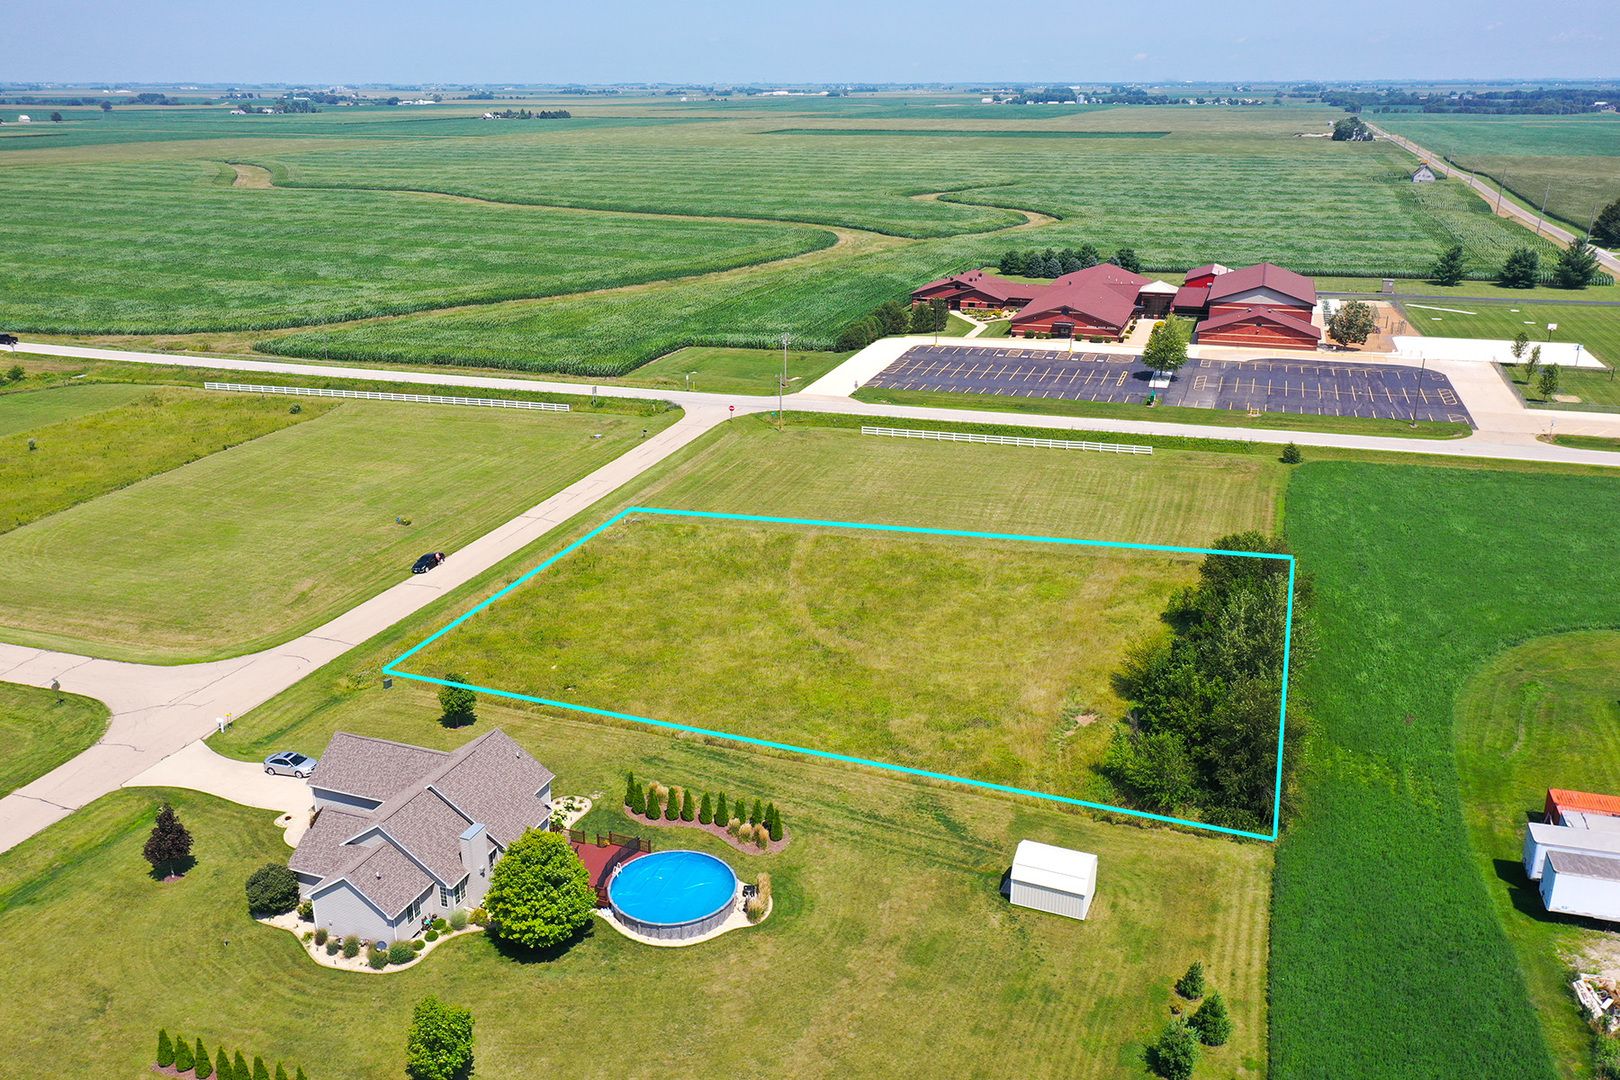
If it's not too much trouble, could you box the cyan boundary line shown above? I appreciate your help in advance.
[385,507,1295,842]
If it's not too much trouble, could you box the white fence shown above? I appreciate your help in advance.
[205,382,570,412]
[861,425,1151,455]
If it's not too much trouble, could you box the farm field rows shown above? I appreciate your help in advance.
[0,398,679,662]
[1371,113,1620,233]
[1455,632,1620,1078]
[1273,461,1620,1079]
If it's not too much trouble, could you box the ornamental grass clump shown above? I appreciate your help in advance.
[342,935,360,958]
[389,940,417,965]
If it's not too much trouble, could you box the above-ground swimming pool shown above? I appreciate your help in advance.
[607,850,740,941]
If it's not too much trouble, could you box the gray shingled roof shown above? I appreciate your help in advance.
[1547,850,1620,882]
[295,728,552,918]
[312,732,449,803]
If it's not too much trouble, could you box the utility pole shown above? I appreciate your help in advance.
[1534,181,1550,237]
[1589,205,1599,240]
[778,333,789,432]
[1495,173,1508,216]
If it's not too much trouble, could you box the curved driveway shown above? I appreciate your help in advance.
[3,336,1620,854]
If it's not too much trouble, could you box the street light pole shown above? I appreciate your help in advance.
[779,333,790,432]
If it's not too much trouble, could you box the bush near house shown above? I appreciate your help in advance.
[244,863,300,915]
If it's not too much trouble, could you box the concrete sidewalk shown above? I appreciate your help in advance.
[0,403,732,854]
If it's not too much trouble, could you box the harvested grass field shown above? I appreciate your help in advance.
[1455,631,1620,1079]
[0,400,679,662]
[403,516,1195,795]
[0,386,334,533]
[607,345,852,396]
[1272,462,1620,1080]
[0,682,108,798]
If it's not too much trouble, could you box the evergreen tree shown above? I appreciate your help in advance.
[296,1068,309,1080]
[1499,246,1541,288]
[626,773,644,815]
[1175,960,1206,999]
[175,1036,195,1073]
[874,299,911,336]
[713,792,727,826]
[680,789,696,821]
[909,302,935,333]
[275,1063,290,1080]
[233,1051,249,1080]
[215,1048,232,1080]
[253,1055,271,1080]
[698,792,713,825]
[750,798,763,825]
[158,1030,175,1068]
[1554,237,1599,289]
[195,1039,213,1078]
[1152,1018,1199,1080]
[1280,442,1303,465]
[769,805,784,842]
[1190,991,1233,1046]
[1430,243,1466,286]
[763,802,776,834]
[143,801,193,878]
[644,784,660,820]
[1594,197,1620,247]
[1112,247,1144,274]
[665,787,680,821]
[1075,243,1100,269]
[998,249,1024,274]
[1058,247,1082,274]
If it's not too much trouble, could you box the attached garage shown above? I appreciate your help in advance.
[1009,840,1097,920]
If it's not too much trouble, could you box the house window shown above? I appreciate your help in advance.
[403,893,426,924]
[438,885,451,908]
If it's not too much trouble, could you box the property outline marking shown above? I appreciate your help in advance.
[385,508,1296,842]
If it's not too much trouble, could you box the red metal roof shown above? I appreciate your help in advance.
[1012,264,1146,329]
[1549,788,1620,818]
[1184,264,1229,281]
[1206,262,1318,308]
[1196,305,1322,339]
[911,271,1033,304]
[1173,285,1211,309]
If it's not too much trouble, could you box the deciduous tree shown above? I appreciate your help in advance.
[1326,300,1377,346]
[1537,363,1560,401]
[483,828,594,949]
[1511,330,1530,361]
[438,676,476,727]
[405,996,475,1080]
[1140,315,1190,375]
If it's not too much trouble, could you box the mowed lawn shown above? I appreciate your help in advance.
[1404,302,1620,368]
[0,682,108,797]
[617,345,853,396]
[0,400,680,662]
[43,691,1276,1080]
[1455,632,1620,1079]
[405,517,1197,795]
[0,387,334,532]
[0,382,155,437]
[1272,462,1620,1080]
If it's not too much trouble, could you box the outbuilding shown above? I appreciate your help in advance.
[1540,851,1620,923]
[1009,839,1097,920]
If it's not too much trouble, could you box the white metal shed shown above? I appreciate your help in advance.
[1539,851,1620,923]
[1009,840,1097,921]
[1522,821,1620,880]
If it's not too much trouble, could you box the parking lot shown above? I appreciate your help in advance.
[865,345,1473,425]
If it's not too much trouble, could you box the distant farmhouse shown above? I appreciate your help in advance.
[1411,163,1438,182]
[1523,788,1620,923]
[911,260,1322,350]
[290,729,553,944]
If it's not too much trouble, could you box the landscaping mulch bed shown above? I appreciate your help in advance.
[621,805,791,856]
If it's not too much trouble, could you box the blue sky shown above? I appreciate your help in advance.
[10,0,1617,85]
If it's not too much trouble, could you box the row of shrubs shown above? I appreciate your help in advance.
[155,1030,305,1080]
[625,773,786,845]
[835,298,945,351]
[301,910,484,967]
[1150,962,1234,1079]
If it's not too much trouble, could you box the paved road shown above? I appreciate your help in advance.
[1366,123,1620,277]
[868,344,1474,424]
[6,337,1620,855]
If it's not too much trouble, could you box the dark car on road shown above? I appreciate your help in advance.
[264,751,317,778]
[412,552,447,574]
[0,334,17,348]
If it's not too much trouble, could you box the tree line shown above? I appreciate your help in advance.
[1102,532,1314,834]
[836,297,947,351]
[1429,239,1602,289]
[999,245,1143,277]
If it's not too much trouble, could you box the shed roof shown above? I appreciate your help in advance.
[1547,850,1620,883]
[1550,788,1620,818]
[1011,839,1098,896]
[1197,305,1322,339]
[1206,263,1317,307]
[1185,263,1232,280]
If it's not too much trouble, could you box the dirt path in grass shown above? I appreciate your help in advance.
[229,163,273,188]
[910,190,1059,229]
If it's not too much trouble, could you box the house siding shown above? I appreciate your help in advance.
[1009,880,1092,920]
[312,881,400,944]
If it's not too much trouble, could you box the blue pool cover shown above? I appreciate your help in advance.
[609,850,739,926]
